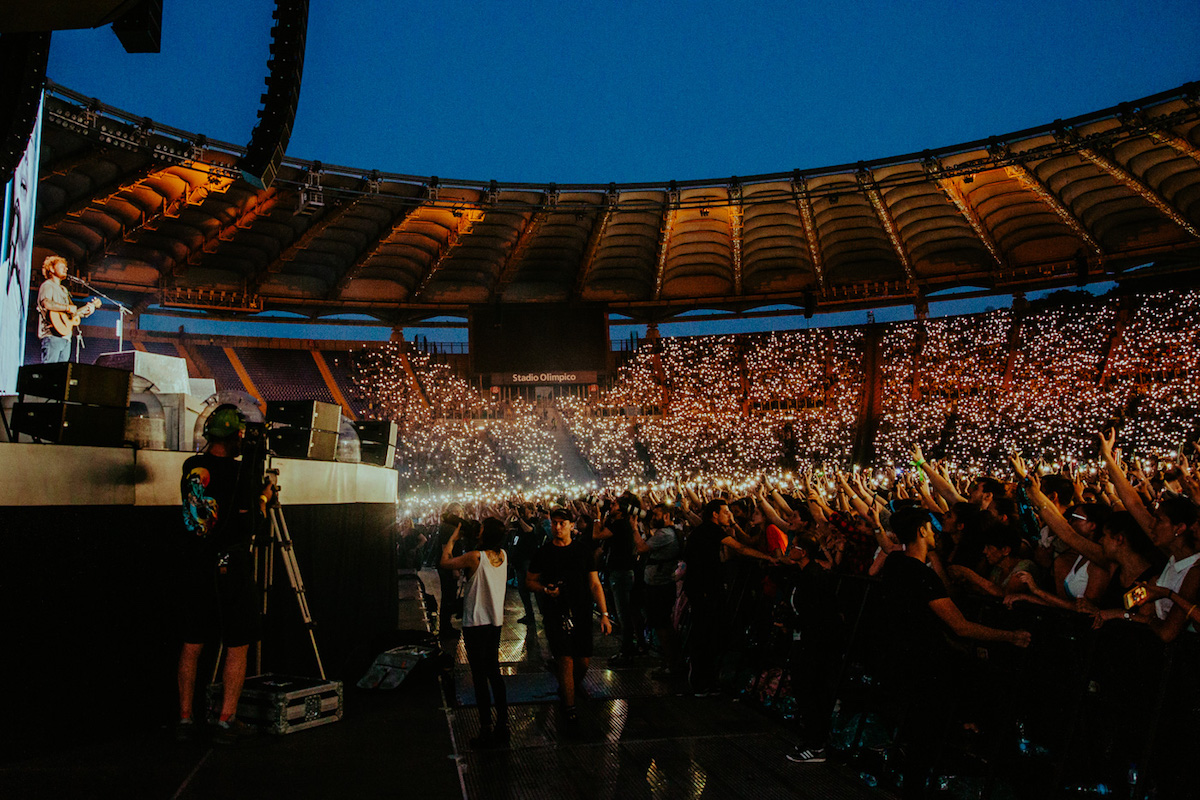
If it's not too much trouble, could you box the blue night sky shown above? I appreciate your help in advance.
[45,1,1200,340]
[48,1,1200,184]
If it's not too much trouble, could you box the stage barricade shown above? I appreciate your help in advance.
[724,570,1200,799]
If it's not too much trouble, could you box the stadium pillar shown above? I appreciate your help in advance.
[851,324,884,466]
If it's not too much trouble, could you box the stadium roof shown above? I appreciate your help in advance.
[34,80,1200,325]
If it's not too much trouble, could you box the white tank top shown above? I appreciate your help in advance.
[1063,555,1090,599]
[463,550,507,627]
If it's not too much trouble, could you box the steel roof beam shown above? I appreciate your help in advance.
[328,200,420,300]
[859,168,916,291]
[927,157,1008,272]
[572,200,613,300]
[1006,163,1104,255]
[493,201,549,295]
[790,176,826,294]
[411,205,482,302]
[251,197,353,293]
[1121,109,1200,164]
[1075,145,1200,239]
[653,188,677,301]
[729,180,744,296]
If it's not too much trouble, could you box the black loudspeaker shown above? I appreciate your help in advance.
[11,402,127,446]
[110,0,162,53]
[238,0,309,189]
[353,420,398,467]
[17,362,132,407]
[270,426,337,461]
[266,400,340,432]
[359,442,396,468]
[353,420,398,447]
[0,31,50,188]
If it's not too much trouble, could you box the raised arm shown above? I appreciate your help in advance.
[1012,454,1106,565]
[438,524,480,572]
[911,443,968,505]
[1098,429,1154,534]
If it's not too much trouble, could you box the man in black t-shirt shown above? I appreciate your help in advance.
[507,507,545,631]
[878,506,1030,799]
[176,405,274,745]
[784,536,844,764]
[594,495,641,664]
[682,498,776,695]
[526,508,612,732]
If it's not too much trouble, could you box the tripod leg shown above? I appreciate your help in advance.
[254,528,275,676]
[272,505,327,680]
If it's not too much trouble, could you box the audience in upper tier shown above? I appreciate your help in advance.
[347,288,1200,501]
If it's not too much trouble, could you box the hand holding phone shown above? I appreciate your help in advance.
[1123,584,1148,610]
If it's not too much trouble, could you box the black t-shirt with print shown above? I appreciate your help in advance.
[180,452,257,557]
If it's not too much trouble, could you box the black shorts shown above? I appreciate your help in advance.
[178,549,259,647]
[541,604,594,659]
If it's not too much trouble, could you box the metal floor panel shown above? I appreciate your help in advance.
[454,666,679,706]
[422,569,883,800]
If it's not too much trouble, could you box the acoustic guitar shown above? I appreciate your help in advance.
[49,297,101,338]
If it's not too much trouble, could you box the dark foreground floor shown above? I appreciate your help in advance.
[0,570,884,800]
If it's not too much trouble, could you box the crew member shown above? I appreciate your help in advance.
[175,405,274,745]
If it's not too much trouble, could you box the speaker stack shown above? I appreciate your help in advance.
[353,420,398,467]
[239,0,309,189]
[266,399,340,461]
[12,362,132,446]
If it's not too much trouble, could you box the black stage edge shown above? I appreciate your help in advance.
[0,501,401,759]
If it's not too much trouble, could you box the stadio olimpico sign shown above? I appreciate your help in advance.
[491,371,598,386]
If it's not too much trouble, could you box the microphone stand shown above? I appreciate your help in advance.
[66,275,133,352]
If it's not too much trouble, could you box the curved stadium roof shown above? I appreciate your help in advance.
[33,80,1200,324]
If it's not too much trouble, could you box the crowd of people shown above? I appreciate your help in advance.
[349,288,1200,795]
[417,425,1199,797]
[349,288,1199,516]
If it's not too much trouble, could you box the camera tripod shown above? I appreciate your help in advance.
[255,468,326,680]
[209,467,326,683]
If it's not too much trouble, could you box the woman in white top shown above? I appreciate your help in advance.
[441,517,509,746]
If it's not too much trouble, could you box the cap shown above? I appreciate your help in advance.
[549,507,576,523]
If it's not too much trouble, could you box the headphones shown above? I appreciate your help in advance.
[203,404,246,441]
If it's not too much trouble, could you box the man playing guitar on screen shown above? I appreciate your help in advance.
[37,255,99,364]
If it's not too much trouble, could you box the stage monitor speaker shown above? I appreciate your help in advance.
[17,362,132,407]
[266,399,340,432]
[359,442,396,468]
[270,426,337,461]
[11,402,127,446]
[352,419,398,447]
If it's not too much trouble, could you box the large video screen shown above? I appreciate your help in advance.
[0,92,42,394]
[470,304,608,375]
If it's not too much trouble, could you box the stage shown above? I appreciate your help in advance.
[0,441,401,760]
